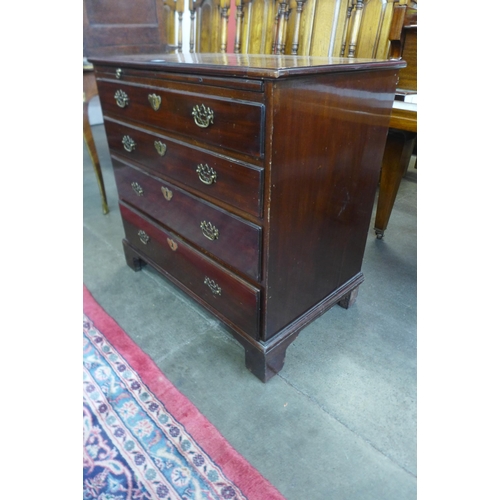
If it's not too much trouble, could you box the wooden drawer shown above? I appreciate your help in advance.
[113,158,262,281]
[98,80,265,157]
[120,203,261,339]
[104,118,263,217]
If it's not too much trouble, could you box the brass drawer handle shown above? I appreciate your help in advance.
[122,135,136,153]
[148,93,162,111]
[114,89,129,108]
[138,230,150,245]
[115,68,122,79]
[200,221,219,241]
[204,277,221,296]
[196,164,217,185]
[154,140,167,156]
[192,104,214,128]
[131,182,143,196]
[161,186,173,201]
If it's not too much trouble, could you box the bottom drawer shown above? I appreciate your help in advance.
[120,202,261,339]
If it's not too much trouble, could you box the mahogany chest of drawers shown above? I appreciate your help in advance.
[90,53,404,382]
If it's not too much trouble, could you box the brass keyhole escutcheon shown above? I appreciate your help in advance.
[167,238,178,251]
[196,164,217,185]
[115,68,122,79]
[148,93,161,111]
[114,89,129,108]
[192,104,214,128]
[161,186,173,201]
[138,230,150,245]
[154,140,167,157]
[122,135,136,153]
[204,277,221,296]
[200,221,219,241]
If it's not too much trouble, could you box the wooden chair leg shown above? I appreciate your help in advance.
[374,130,416,239]
[83,101,109,215]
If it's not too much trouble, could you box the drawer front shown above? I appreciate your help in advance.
[114,159,262,281]
[98,80,265,157]
[105,119,263,217]
[120,203,260,339]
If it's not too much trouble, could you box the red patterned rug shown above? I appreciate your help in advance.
[83,285,284,500]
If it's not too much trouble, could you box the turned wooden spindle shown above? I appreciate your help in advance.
[271,6,279,53]
[189,0,196,52]
[176,0,184,50]
[234,0,244,53]
[291,0,307,55]
[341,0,355,57]
[219,0,230,53]
[282,2,291,54]
[274,1,289,54]
[347,0,364,58]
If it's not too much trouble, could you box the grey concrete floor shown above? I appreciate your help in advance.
[83,121,417,500]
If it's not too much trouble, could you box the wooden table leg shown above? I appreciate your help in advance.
[374,129,416,239]
[83,100,109,215]
[84,68,109,215]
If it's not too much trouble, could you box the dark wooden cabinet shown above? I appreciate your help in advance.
[83,0,168,57]
[90,53,404,382]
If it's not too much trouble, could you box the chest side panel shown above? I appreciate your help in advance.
[263,69,399,340]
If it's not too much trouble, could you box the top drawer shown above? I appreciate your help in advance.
[96,80,265,158]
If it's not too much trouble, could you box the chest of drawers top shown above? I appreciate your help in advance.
[90,52,404,78]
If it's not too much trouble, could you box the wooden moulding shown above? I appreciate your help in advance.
[236,274,365,383]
